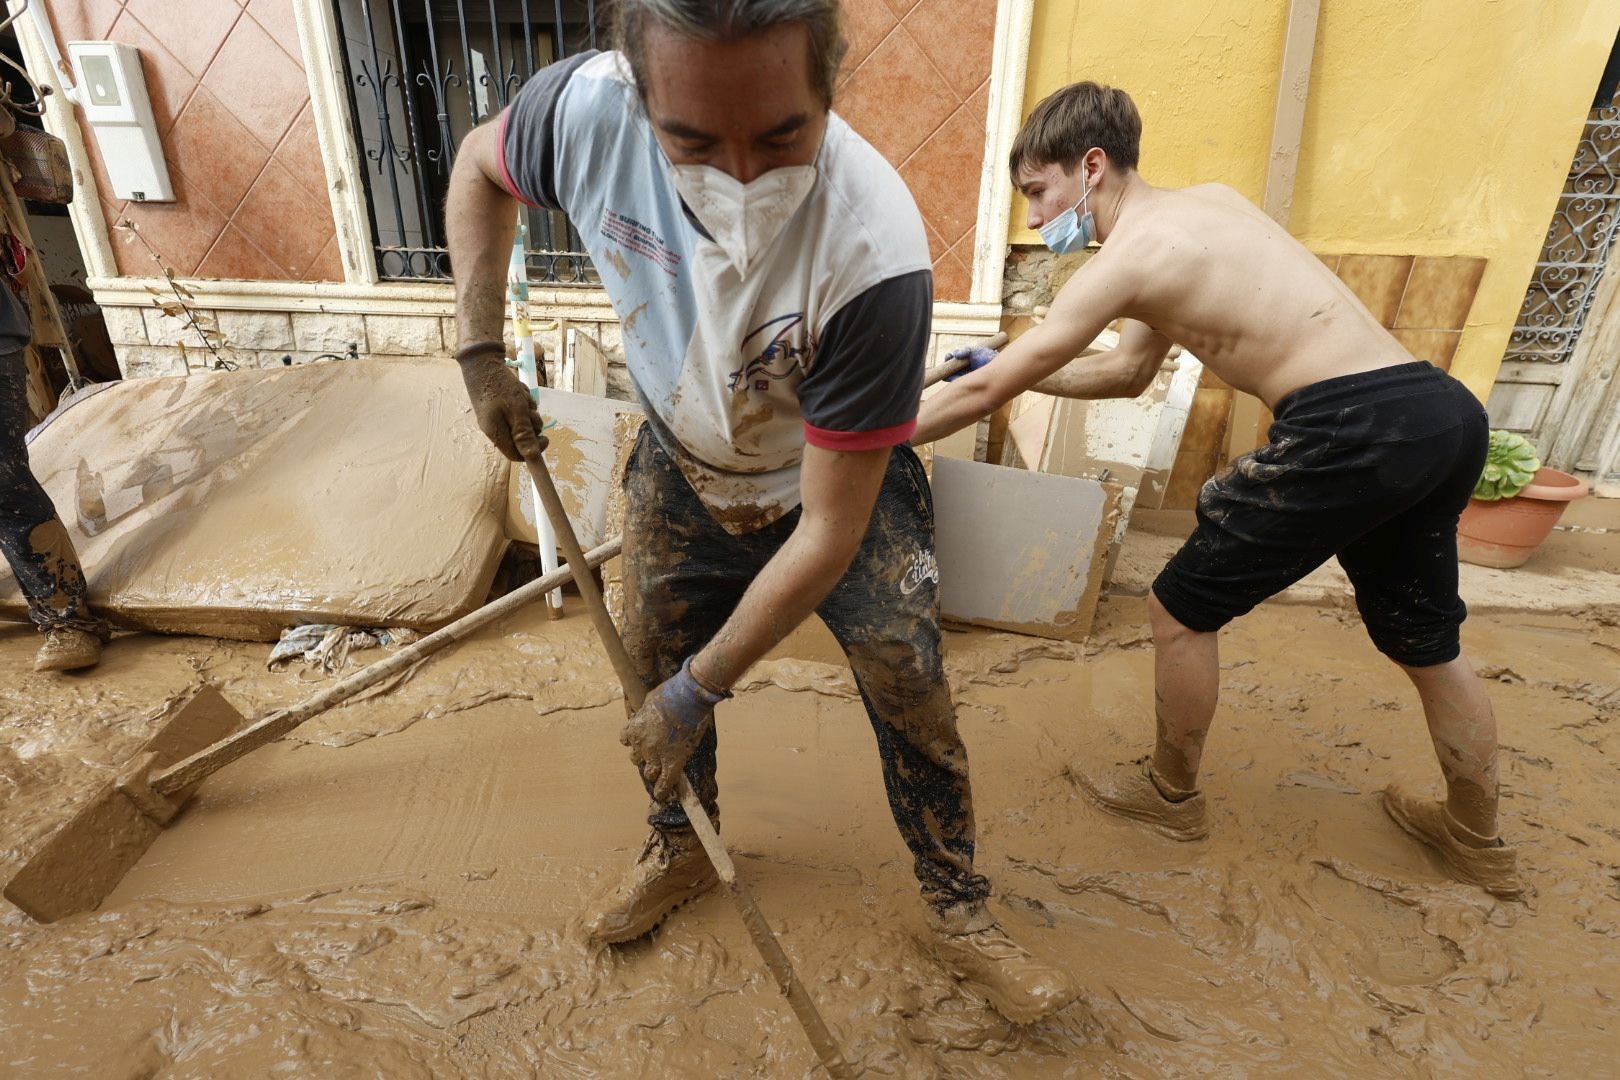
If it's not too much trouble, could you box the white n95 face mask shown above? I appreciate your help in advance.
[670,163,817,279]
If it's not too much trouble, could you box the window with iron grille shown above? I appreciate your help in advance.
[329,0,606,283]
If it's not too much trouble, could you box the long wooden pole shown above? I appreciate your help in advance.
[154,538,620,795]
[523,453,855,1079]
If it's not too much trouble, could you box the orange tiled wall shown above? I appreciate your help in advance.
[835,0,995,302]
[51,1,992,293]
[1162,253,1488,509]
[48,0,342,282]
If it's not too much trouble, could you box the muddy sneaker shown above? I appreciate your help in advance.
[34,628,103,673]
[585,827,719,945]
[1070,757,1208,841]
[930,907,1079,1025]
[1381,785,1524,899]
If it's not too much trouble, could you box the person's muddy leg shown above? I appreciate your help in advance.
[1397,655,1499,842]
[1147,591,1219,794]
[618,426,753,827]
[0,348,105,639]
[817,447,988,913]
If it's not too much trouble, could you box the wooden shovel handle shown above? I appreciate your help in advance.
[923,330,1009,388]
[154,537,621,796]
[523,453,855,1079]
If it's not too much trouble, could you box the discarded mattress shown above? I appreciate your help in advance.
[0,360,511,641]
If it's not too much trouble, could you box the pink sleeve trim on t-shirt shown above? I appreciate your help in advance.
[495,110,541,209]
[803,418,918,452]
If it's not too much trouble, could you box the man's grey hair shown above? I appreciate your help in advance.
[612,0,847,105]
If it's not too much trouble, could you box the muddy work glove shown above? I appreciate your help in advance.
[456,342,546,463]
[620,657,730,803]
[944,345,997,382]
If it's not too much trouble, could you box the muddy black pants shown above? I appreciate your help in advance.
[620,426,990,912]
[1,348,102,634]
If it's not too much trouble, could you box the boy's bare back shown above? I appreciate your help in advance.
[1059,182,1412,407]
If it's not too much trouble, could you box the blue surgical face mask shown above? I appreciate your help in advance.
[1037,175,1095,255]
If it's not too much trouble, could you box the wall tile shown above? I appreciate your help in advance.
[304,234,345,282]
[195,223,279,280]
[1334,254,1412,327]
[880,0,925,16]
[364,313,443,355]
[202,13,308,151]
[899,101,987,248]
[1315,252,1341,274]
[275,103,329,200]
[1180,387,1233,453]
[932,249,971,301]
[124,0,240,80]
[244,0,305,68]
[217,310,294,350]
[292,311,365,353]
[903,0,997,97]
[165,87,271,216]
[47,0,127,42]
[839,0,897,75]
[110,171,227,276]
[1392,329,1462,372]
[107,9,198,136]
[99,305,149,346]
[119,344,188,379]
[1164,450,1219,510]
[1394,256,1486,331]
[233,157,336,277]
[836,27,956,164]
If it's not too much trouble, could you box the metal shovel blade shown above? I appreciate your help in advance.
[3,685,247,923]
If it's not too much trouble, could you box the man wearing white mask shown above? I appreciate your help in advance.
[445,0,1076,1024]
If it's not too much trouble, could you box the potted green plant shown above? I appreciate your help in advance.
[1457,431,1589,568]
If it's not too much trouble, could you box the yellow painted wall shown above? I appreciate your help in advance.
[1015,1,1620,400]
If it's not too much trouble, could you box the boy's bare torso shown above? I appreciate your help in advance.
[1092,183,1414,407]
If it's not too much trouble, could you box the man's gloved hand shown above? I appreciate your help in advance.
[944,345,997,382]
[457,344,546,463]
[620,657,730,803]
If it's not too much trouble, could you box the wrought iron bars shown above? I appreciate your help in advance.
[1507,92,1620,365]
[330,0,603,283]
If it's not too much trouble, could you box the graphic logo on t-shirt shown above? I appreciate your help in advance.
[729,313,817,393]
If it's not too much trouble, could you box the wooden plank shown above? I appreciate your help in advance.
[1228,0,1320,462]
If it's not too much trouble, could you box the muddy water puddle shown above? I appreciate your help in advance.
[2,597,1619,1076]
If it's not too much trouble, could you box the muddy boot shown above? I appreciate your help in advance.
[930,905,1079,1025]
[1071,756,1208,841]
[1381,785,1523,899]
[585,827,719,945]
[34,627,103,673]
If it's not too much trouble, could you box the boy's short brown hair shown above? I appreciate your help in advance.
[1009,81,1142,179]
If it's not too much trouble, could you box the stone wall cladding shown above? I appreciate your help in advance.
[1003,244,1092,313]
[103,306,994,430]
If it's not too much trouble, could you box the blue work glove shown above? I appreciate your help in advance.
[620,656,731,802]
[944,345,997,382]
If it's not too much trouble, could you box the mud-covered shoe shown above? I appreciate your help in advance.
[34,628,102,673]
[1071,756,1208,841]
[930,908,1079,1025]
[1381,785,1523,899]
[585,827,719,945]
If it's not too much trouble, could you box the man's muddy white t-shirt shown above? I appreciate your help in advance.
[497,51,932,533]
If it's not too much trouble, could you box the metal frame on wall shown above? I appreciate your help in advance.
[328,0,603,283]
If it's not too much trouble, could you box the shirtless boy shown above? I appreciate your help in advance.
[916,82,1519,897]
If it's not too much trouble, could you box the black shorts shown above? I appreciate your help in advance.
[1153,362,1488,667]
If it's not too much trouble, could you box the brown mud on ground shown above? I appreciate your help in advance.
[2,592,1619,1076]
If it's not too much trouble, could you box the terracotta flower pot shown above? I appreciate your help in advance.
[1457,467,1590,569]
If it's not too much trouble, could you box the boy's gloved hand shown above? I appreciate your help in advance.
[944,345,998,382]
